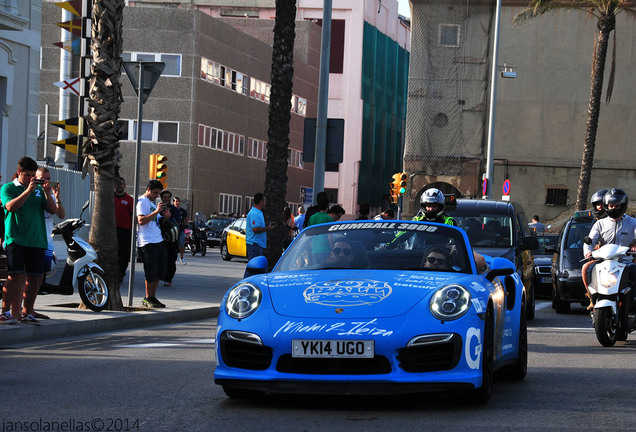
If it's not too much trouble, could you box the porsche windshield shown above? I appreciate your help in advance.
[274,221,472,273]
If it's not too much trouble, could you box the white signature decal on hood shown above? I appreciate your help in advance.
[304,280,392,306]
[274,318,393,338]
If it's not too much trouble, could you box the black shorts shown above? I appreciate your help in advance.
[6,243,45,276]
[140,242,167,282]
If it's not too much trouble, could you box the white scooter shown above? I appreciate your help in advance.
[40,201,109,312]
[585,242,636,347]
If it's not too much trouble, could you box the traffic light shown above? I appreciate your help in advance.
[389,173,401,204]
[155,154,168,189]
[398,172,408,195]
[149,154,157,179]
[149,153,168,188]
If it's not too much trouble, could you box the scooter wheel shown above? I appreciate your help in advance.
[78,267,109,312]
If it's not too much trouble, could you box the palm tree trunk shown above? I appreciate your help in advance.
[86,0,125,309]
[264,0,297,269]
[576,15,615,210]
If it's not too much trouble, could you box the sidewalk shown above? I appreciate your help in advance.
[0,240,245,347]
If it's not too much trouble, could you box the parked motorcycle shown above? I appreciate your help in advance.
[40,200,109,312]
[585,242,636,346]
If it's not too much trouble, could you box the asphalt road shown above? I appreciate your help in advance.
[3,300,636,431]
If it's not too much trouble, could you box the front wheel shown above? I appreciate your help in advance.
[526,281,536,320]
[200,240,207,257]
[78,267,109,312]
[594,307,617,347]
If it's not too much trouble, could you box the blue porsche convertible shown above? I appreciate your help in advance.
[214,220,527,402]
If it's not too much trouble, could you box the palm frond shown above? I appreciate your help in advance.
[513,1,601,25]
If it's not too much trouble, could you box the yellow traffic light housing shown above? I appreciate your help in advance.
[398,172,408,195]
[155,154,168,189]
[389,173,401,204]
[149,154,157,179]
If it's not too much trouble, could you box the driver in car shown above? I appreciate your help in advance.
[422,246,450,271]
[322,241,354,268]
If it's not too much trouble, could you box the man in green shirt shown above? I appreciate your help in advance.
[0,157,57,324]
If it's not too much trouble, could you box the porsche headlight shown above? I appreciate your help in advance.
[430,284,471,321]
[226,283,261,319]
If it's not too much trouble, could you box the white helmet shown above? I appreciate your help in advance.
[420,188,445,219]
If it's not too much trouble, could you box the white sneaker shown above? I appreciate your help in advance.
[0,311,17,324]
[180,258,187,265]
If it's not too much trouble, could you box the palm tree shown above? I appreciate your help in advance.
[263,0,297,269]
[84,0,125,309]
[513,1,636,210]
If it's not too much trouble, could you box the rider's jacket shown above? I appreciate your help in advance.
[584,215,636,264]
[413,211,456,226]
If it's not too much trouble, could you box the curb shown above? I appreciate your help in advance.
[0,306,220,347]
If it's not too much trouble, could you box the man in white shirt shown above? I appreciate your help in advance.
[136,180,169,308]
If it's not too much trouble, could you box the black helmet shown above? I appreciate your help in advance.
[603,188,628,220]
[420,188,445,220]
[590,189,608,219]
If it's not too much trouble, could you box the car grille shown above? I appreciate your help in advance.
[276,355,391,375]
[397,334,462,372]
[537,265,551,275]
[219,332,273,370]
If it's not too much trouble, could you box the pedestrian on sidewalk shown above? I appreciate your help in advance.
[160,189,181,287]
[114,177,133,284]
[136,180,168,308]
[244,192,276,278]
[173,196,188,265]
[1,157,57,324]
[34,167,65,320]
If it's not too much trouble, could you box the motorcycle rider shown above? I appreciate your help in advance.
[414,188,455,225]
[582,188,608,306]
[414,188,486,272]
[583,188,636,310]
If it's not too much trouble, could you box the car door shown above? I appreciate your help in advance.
[227,219,246,257]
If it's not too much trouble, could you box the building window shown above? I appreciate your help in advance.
[248,138,267,161]
[125,120,179,143]
[122,52,182,77]
[219,193,242,216]
[201,57,249,96]
[288,148,304,169]
[545,187,568,206]
[439,24,460,47]
[197,124,244,156]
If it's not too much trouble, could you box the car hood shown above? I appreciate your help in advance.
[534,256,552,267]
[263,270,477,319]
[473,247,515,262]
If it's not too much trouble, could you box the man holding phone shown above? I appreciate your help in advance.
[244,192,276,277]
[1,157,57,324]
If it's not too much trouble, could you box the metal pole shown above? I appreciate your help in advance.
[56,9,73,167]
[312,0,332,204]
[484,0,501,200]
[127,63,145,307]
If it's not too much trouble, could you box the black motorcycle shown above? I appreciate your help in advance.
[186,222,207,256]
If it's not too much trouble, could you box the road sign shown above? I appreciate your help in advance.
[503,179,511,196]
[123,62,166,104]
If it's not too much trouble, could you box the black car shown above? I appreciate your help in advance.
[533,233,559,298]
[446,198,539,319]
[206,218,234,247]
[549,210,595,313]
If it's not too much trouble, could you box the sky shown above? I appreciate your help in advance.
[397,0,411,18]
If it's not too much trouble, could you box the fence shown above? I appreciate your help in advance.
[44,166,92,238]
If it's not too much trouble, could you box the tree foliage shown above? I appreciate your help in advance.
[513,0,636,210]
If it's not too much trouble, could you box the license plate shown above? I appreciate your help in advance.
[540,277,552,283]
[292,339,374,358]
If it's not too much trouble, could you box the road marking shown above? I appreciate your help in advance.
[530,327,593,332]
[115,339,215,348]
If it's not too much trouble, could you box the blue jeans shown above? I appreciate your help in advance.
[244,243,264,278]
